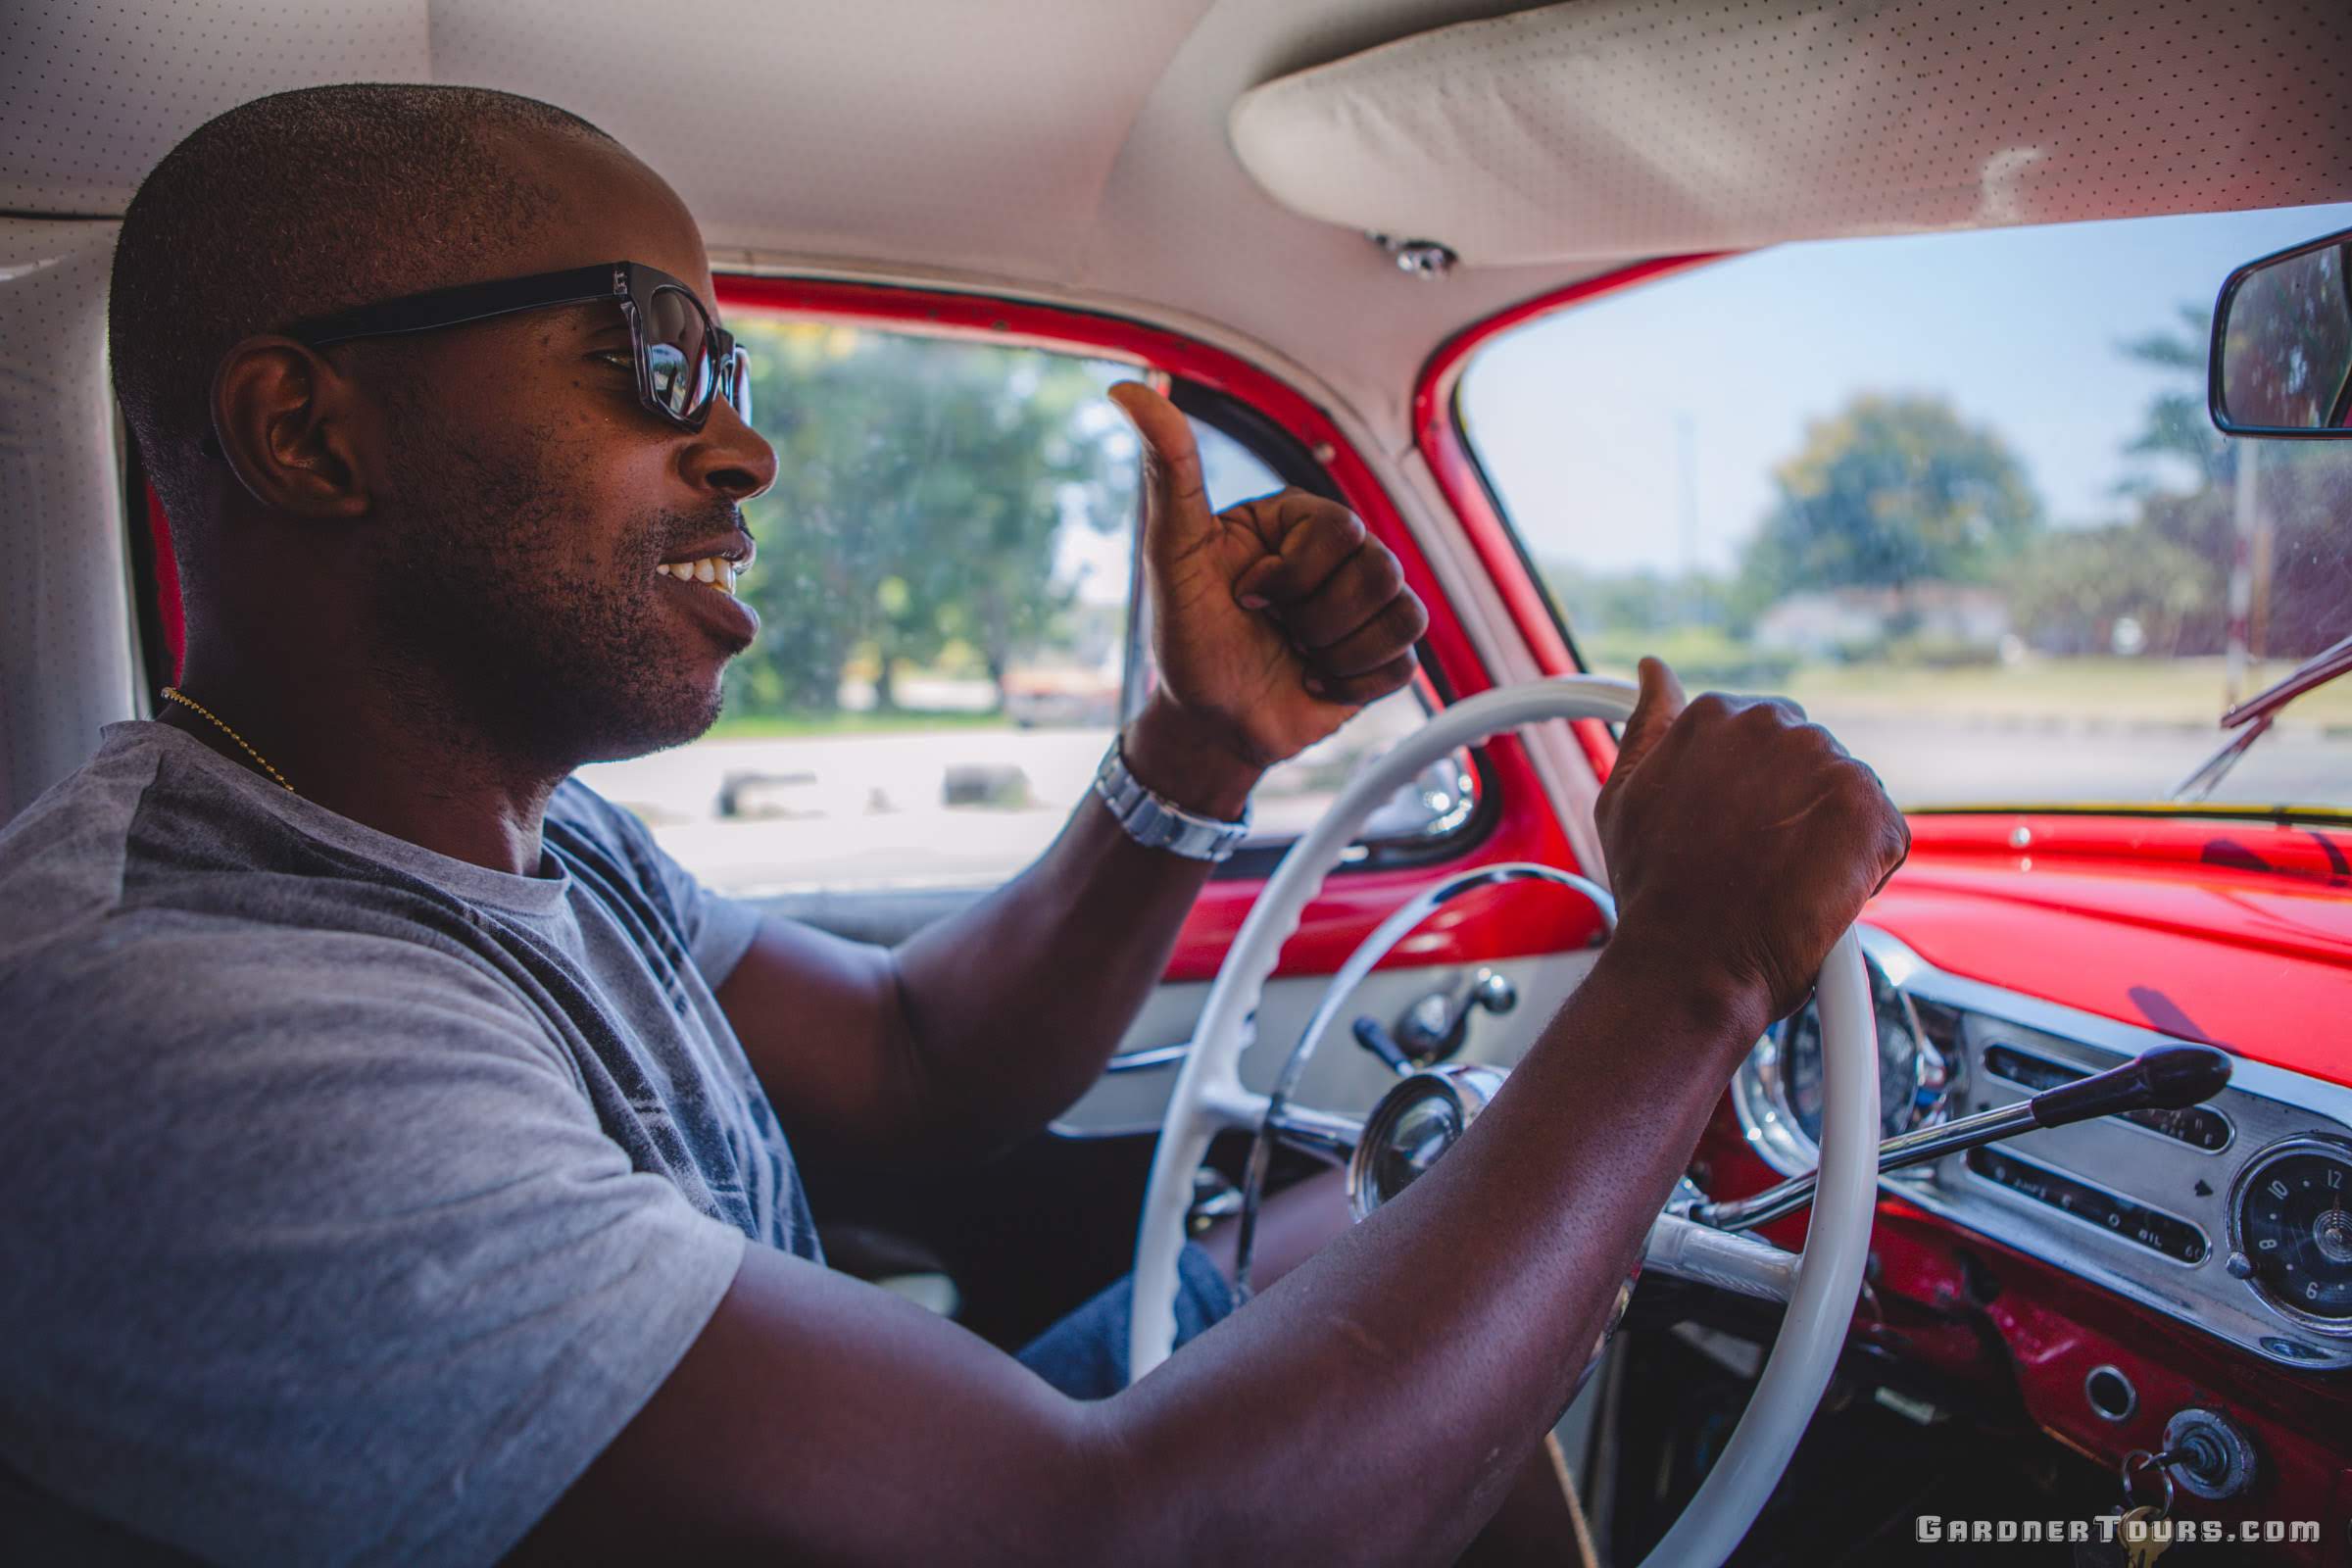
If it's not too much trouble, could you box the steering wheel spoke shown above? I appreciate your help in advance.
[1263,1101,1363,1162]
[1200,1080,1271,1132]
[1642,1211,1800,1303]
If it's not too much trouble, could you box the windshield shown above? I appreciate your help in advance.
[1461,206,2352,814]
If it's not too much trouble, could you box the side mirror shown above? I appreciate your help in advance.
[2210,225,2352,436]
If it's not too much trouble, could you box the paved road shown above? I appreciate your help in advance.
[579,713,2350,898]
[1820,711,2350,809]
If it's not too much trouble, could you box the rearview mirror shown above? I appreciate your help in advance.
[2209,225,2352,436]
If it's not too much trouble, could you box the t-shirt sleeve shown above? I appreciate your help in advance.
[553,780,764,990]
[0,921,748,1568]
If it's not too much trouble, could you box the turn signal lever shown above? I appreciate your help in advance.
[1691,1045,2233,1234]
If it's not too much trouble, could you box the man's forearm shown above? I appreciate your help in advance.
[1089,944,1772,1563]
[886,694,1263,1153]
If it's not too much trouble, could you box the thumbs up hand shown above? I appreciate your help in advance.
[1106,382,1428,815]
[1594,659,1910,1023]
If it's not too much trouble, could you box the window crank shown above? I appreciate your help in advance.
[1351,1017,1417,1077]
[1395,967,1518,1060]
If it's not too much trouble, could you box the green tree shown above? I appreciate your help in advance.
[2082,305,2352,659]
[2117,306,2230,490]
[1740,394,2042,607]
[2004,524,2212,657]
[723,321,1132,715]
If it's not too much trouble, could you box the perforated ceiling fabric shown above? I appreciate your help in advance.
[425,0,1219,284]
[1230,0,2352,267]
[0,0,429,213]
[0,221,139,822]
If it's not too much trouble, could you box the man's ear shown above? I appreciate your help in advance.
[208,337,373,518]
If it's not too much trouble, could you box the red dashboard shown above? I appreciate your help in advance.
[1698,809,2352,1556]
[1873,813,2352,1080]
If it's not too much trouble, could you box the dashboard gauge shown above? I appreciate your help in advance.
[2230,1137,2352,1332]
[1730,951,1952,1176]
[1773,962,1939,1146]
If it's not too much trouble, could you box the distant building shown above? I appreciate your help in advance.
[1752,583,2010,659]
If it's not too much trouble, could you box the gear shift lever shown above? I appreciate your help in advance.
[1691,1045,2232,1234]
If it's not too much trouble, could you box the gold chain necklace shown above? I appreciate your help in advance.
[159,687,295,794]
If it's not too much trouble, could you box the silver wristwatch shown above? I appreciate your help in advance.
[1093,739,1253,862]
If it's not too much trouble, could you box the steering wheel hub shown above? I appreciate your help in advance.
[1348,1063,1506,1221]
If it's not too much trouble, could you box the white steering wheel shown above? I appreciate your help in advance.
[1128,675,1879,1568]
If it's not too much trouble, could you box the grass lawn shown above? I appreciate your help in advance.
[706,707,1015,740]
[1578,646,2352,728]
[712,660,2350,739]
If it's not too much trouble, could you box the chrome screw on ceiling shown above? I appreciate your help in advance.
[1365,231,1458,278]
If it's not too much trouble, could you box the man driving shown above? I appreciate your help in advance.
[0,84,1907,1564]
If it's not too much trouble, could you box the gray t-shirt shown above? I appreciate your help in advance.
[0,721,821,1565]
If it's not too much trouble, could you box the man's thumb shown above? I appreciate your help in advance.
[1615,657,1689,774]
[1107,381,1215,564]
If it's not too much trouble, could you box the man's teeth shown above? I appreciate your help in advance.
[656,557,739,593]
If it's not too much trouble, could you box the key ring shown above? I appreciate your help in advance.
[2121,1448,2178,1519]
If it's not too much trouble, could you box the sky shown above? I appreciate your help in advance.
[1460,202,2352,577]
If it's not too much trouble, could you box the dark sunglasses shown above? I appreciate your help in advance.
[202,261,751,457]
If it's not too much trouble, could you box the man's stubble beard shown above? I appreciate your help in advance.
[367,412,735,776]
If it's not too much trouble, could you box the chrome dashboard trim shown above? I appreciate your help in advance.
[2083,1363,2137,1422]
[1729,1026,1818,1178]
[1959,1141,2210,1270]
[1733,925,2352,1371]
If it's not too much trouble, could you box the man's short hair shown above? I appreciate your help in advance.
[109,82,617,543]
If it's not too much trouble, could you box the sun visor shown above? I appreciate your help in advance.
[1228,0,2352,268]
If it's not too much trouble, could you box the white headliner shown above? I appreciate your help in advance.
[11,0,2350,443]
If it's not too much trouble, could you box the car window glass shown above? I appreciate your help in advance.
[1461,205,2352,811]
[581,322,1461,897]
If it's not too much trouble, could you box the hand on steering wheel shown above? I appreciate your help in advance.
[1596,660,1911,1023]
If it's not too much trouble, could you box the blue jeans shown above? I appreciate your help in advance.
[1014,1242,1236,1400]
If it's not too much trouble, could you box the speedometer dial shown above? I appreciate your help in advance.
[2231,1137,2352,1332]
[1774,962,1937,1146]
[1729,948,1954,1178]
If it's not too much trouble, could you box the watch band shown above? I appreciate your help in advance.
[1093,739,1253,862]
